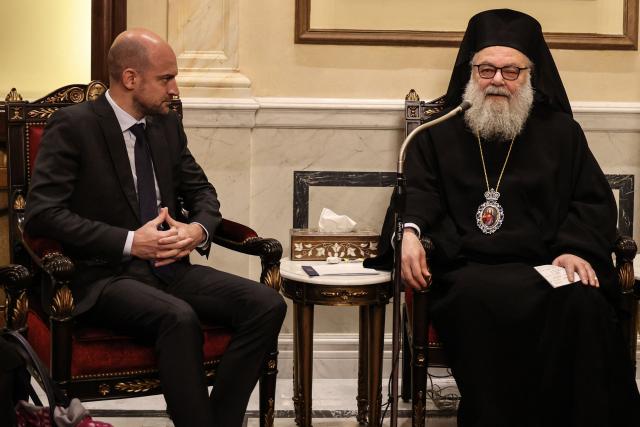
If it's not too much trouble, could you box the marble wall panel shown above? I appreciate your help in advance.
[308,186,393,232]
[250,127,401,333]
[585,130,640,240]
[184,126,255,279]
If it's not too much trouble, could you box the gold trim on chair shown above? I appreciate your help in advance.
[51,285,75,319]
[72,359,221,381]
[27,107,59,120]
[619,263,635,292]
[405,89,419,102]
[44,86,86,104]
[12,193,26,211]
[263,264,283,292]
[11,291,28,329]
[9,106,24,121]
[114,378,162,394]
[5,88,23,102]
[265,398,275,427]
[87,81,107,101]
[0,286,7,329]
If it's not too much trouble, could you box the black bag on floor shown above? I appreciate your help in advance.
[0,334,28,427]
[1,330,113,427]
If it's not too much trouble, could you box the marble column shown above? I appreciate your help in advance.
[129,0,251,97]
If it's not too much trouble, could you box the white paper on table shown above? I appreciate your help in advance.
[304,263,380,276]
[534,264,579,288]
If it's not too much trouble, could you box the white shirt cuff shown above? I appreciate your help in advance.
[403,223,421,238]
[191,222,209,248]
[123,230,134,256]
[390,223,422,248]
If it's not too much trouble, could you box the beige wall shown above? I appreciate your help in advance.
[238,0,640,101]
[0,1,638,101]
[0,0,91,100]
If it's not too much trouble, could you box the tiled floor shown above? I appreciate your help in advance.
[79,376,640,426]
[84,378,457,426]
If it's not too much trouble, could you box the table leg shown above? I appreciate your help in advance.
[300,303,314,426]
[292,302,302,426]
[368,303,386,427]
[357,305,369,424]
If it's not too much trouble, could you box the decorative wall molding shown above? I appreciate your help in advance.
[182,97,640,132]
[181,97,258,128]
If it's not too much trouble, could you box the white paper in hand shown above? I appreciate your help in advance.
[534,265,579,288]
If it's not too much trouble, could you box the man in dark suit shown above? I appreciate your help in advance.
[24,28,286,427]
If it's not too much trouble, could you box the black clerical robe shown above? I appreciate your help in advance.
[404,106,639,426]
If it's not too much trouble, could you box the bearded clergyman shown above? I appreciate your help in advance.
[399,9,640,426]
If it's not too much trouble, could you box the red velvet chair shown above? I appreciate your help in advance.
[399,89,639,426]
[4,82,283,427]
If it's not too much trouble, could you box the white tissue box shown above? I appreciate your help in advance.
[290,229,379,261]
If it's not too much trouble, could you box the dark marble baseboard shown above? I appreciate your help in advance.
[90,407,456,419]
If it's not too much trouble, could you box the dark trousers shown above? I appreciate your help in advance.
[431,263,640,427]
[85,260,287,427]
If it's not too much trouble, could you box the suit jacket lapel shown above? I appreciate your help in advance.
[145,116,174,215]
[92,95,141,221]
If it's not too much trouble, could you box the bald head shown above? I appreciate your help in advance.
[106,29,179,119]
[107,29,168,85]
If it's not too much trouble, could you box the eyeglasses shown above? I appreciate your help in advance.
[473,64,529,81]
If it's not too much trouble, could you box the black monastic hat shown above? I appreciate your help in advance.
[444,9,572,115]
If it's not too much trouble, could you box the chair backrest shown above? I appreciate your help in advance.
[404,89,445,138]
[403,89,634,237]
[5,82,107,264]
[4,82,183,264]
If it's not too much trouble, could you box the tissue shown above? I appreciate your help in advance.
[318,207,357,232]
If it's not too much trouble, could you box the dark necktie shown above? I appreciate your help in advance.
[129,123,177,282]
[129,123,158,224]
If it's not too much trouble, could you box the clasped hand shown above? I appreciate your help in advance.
[131,207,205,266]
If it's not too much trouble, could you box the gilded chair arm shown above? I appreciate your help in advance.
[212,218,283,292]
[13,190,75,319]
[212,218,259,249]
[22,234,75,282]
[0,264,31,289]
[613,235,637,295]
[21,233,76,319]
[0,264,31,330]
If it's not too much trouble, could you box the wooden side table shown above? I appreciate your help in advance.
[280,258,392,426]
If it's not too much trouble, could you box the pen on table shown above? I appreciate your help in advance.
[326,256,364,264]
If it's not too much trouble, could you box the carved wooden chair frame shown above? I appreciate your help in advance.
[400,89,639,426]
[4,82,282,427]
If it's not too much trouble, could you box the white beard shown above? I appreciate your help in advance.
[462,74,534,141]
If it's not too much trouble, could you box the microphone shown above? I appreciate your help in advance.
[388,99,471,427]
[397,100,472,174]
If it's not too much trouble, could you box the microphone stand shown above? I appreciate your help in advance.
[389,101,471,427]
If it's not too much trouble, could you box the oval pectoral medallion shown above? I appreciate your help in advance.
[476,188,504,234]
